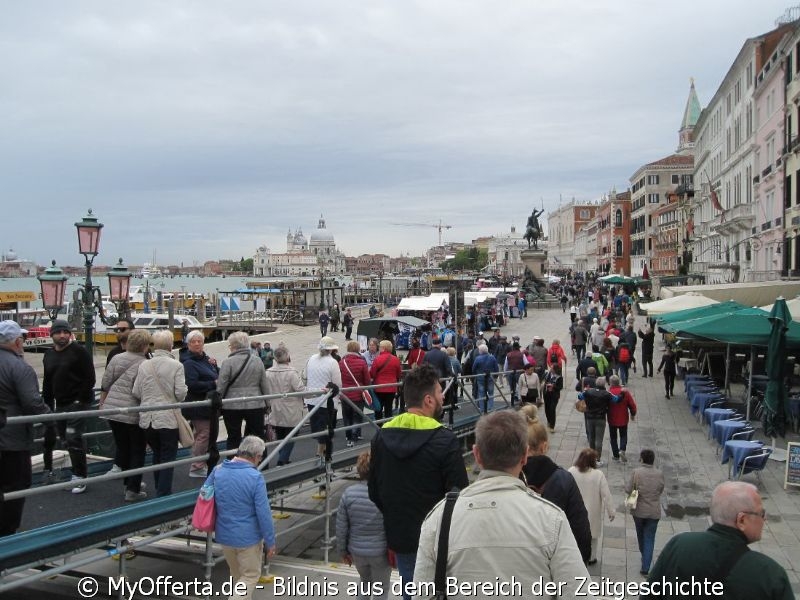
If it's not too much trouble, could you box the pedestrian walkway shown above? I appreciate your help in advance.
[266,306,800,592]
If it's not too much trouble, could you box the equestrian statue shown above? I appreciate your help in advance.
[525,208,545,249]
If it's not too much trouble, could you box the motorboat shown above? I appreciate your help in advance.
[138,262,163,279]
[130,312,217,344]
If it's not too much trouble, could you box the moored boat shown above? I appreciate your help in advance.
[129,312,216,344]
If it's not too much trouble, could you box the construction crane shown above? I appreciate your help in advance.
[391,219,453,246]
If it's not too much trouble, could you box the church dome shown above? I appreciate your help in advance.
[310,214,335,244]
[310,230,335,243]
[3,248,17,261]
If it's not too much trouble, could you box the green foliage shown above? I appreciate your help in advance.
[231,258,254,272]
[441,247,488,272]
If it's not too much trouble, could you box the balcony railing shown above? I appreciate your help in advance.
[762,164,773,178]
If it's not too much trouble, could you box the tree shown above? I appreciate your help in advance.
[441,247,488,272]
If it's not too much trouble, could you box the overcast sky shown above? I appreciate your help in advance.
[2,1,794,267]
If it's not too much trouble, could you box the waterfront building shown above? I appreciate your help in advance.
[628,154,694,278]
[690,18,796,284]
[784,19,800,276]
[486,226,527,281]
[596,190,632,276]
[546,200,597,271]
[0,248,37,277]
[574,218,598,274]
[253,215,346,277]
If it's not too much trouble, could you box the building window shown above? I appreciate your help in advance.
[580,209,590,219]
[615,209,622,227]
[672,174,679,184]
[615,239,623,257]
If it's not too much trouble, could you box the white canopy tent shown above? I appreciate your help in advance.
[397,293,449,312]
[642,292,719,316]
[463,291,495,306]
[659,280,800,307]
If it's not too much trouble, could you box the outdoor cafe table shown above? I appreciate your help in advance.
[721,440,764,478]
[703,407,736,427]
[691,391,726,415]
[688,386,721,409]
[687,380,719,399]
[684,374,713,392]
[712,419,748,446]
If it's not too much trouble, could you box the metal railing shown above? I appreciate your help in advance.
[0,367,530,594]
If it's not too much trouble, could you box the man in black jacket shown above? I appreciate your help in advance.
[580,377,616,466]
[42,320,95,493]
[368,364,468,600]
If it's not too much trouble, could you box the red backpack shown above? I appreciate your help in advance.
[617,344,631,364]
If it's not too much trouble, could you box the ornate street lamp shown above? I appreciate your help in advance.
[38,260,68,321]
[74,209,105,353]
[108,258,132,320]
[72,209,127,353]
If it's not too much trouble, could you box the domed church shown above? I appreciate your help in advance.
[253,215,345,277]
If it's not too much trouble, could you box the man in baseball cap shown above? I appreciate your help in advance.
[0,320,27,344]
[0,320,51,535]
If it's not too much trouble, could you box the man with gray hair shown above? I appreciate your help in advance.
[471,344,498,413]
[414,411,592,599]
[643,481,792,599]
[0,321,51,535]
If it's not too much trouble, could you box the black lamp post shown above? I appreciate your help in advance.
[108,258,133,320]
[38,260,68,321]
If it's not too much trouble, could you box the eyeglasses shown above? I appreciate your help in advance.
[741,509,766,520]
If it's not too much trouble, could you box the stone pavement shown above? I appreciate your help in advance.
[253,306,800,593]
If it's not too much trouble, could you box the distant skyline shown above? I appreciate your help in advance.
[2,1,795,266]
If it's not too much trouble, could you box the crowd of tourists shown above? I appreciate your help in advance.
[0,273,794,600]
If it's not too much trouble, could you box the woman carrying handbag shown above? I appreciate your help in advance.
[624,449,665,576]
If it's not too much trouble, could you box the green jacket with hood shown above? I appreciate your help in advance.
[368,413,468,554]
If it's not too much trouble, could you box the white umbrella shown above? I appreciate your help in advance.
[643,292,719,317]
[760,296,800,321]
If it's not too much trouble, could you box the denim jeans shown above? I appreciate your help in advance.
[273,426,295,465]
[476,375,495,413]
[342,400,365,440]
[506,371,519,403]
[585,417,606,459]
[394,552,417,600]
[608,424,628,458]
[618,362,630,385]
[633,517,659,573]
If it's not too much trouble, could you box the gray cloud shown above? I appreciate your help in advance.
[1,1,789,266]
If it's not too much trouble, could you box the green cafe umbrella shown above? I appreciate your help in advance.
[599,274,635,285]
[763,297,792,440]
[666,305,800,348]
[656,300,748,329]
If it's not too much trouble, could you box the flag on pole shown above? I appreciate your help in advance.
[709,187,723,212]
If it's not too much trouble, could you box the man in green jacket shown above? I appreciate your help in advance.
[643,481,793,600]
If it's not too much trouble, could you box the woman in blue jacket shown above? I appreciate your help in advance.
[180,330,218,478]
[213,436,276,600]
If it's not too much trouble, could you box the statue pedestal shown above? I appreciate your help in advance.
[521,249,547,278]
